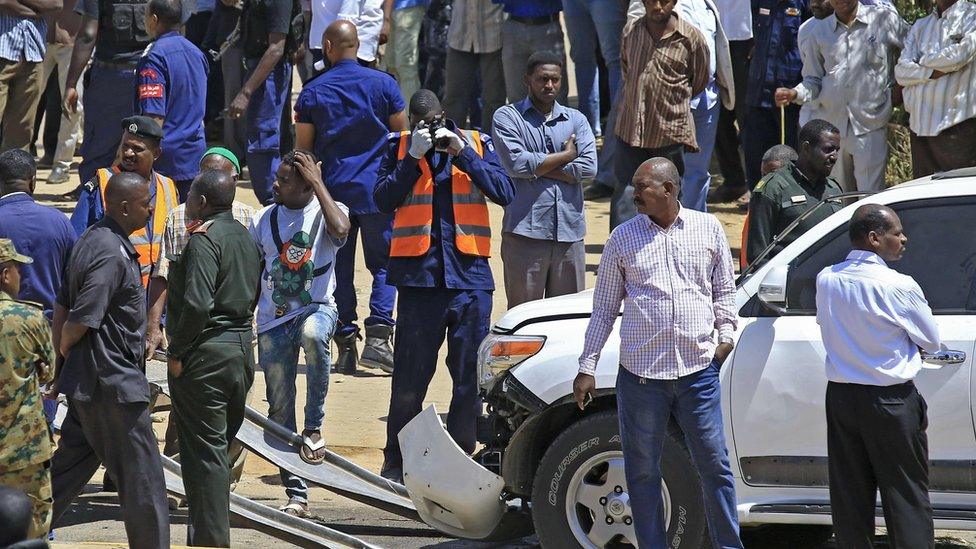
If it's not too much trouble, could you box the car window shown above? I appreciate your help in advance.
[783,197,976,315]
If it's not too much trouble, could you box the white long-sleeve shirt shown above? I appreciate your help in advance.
[792,5,908,137]
[894,0,976,136]
[816,250,941,386]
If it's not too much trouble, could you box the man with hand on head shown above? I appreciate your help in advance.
[577,157,742,548]
[295,19,408,374]
[816,204,940,548]
[165,170,262,547]
[492,51,596,309]
[136,0,210,201]
[50,172,169,548]
[69,116,180,288]
[375,89,514,483]
[249,150,350,517]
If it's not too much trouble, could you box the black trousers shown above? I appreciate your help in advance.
[825,381,934,549]
[51,393,170,548]
[610,142,684,229]
[713,39,751,189]
[743,104,800,189]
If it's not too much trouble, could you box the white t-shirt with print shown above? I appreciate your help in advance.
[249,199,349,334]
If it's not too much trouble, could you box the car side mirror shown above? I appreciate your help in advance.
[757,264,789,314]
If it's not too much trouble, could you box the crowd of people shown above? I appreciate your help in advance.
[0,0,973,546]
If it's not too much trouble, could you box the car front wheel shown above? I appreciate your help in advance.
[530,410,707,548]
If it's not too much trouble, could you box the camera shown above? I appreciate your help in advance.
[422,114,452,150]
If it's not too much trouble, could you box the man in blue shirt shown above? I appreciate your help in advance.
[227,0,297,205]
[743,0,810,189]
[137,0,210,201]
[0,150,76,320]
[492,51,596,308]
[296,20,408,374]
[494,0,567,104]
[374,89,514,483]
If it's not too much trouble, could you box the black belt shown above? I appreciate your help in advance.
[93,59,138,71]
[510,14,560,25]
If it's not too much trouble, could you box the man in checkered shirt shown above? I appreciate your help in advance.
[576,157,742,548]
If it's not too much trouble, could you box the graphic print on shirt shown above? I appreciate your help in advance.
[269,231,316,317]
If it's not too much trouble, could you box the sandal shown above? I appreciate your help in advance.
[299,431,327,465]
[279,498,309,518]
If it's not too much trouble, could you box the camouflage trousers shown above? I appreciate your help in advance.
[0,460,53,538]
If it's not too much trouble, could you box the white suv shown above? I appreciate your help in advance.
[399,169,976,548]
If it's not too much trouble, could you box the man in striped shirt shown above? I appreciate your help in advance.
[609,0,710,228]
[576,157,742,548]
[895,0,976,178]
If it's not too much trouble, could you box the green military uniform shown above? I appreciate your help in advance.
[746,162,844,266]
[165,210,261,548]
[0,240,55,539]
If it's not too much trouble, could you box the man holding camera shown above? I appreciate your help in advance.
[374,89,514,483]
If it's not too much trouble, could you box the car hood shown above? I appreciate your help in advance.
[494,289,596,332]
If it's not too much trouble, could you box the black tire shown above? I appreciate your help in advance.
[530,410,707,548]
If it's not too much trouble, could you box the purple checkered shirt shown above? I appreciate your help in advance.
[578,208,737,379]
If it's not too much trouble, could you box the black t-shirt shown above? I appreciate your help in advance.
[56,217,150,404]
[240,0,294,58]
[74,0,193,62]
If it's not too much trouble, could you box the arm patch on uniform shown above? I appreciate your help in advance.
[140,68,159,79]
[139,84,164,99]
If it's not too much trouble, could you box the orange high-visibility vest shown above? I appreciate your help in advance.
[390,129,492,257]
[97,167,179,287]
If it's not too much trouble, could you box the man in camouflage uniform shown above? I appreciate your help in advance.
[0,239,55,539]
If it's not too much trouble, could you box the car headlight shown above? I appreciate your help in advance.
[477,334,546,390]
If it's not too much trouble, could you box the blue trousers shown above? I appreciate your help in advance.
[79,64,135,185]
[681,89,721,212]
[382,287,491,470]
[334,212,396,336]
[257,304,338,504]
[246,59,291,205]
[743,104,800,189]
[561,0,627,136]
[616,364,742,549]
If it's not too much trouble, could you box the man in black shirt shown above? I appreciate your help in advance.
[49,172,169,549]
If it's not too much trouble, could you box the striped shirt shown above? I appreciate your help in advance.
[0,12,46,63]
[894,0,976,137]
[153,201,256,280]
[579,208,737,379]
[615,13,710,151]
[447,0,503,54]
[792,5,908,137]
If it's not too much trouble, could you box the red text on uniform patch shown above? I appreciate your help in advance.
[140,68,159,79]
[139,84,164,99]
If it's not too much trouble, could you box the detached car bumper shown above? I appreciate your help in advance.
[399,406,507,539]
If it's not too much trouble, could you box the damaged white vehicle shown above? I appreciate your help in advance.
[400,168,976,548]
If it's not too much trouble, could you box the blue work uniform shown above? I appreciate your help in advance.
[743,0,809,188]
[373,124,515,472]
[240,0,294,205]
[69,170,162,236]
[295,59,406,337]
[136,30,210,200]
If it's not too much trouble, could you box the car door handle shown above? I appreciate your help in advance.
[921,350,966,365]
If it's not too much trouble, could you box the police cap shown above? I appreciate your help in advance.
[121,115,164,141]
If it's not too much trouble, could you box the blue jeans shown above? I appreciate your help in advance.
[334,212,396,336]
[616,363,742,549]
[257,304,337,503]
[681,86,721,212]
[561,0,627,136]
[246,59,291,205]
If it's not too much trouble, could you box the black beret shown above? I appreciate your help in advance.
[121,115,164,141]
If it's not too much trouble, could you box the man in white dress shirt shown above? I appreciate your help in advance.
[816,204,940,548]
[576,157,742,548]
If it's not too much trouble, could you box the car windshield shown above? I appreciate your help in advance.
[736,191,873,286]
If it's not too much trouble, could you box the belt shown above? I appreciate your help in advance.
[93,59,138,71]
[509,14,560,25]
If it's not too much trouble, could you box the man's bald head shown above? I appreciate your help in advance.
[849,204,907,261]
[193,170,237,209]
[634,157,681,190]
[104,172,152,234]
[324,20,359,62]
